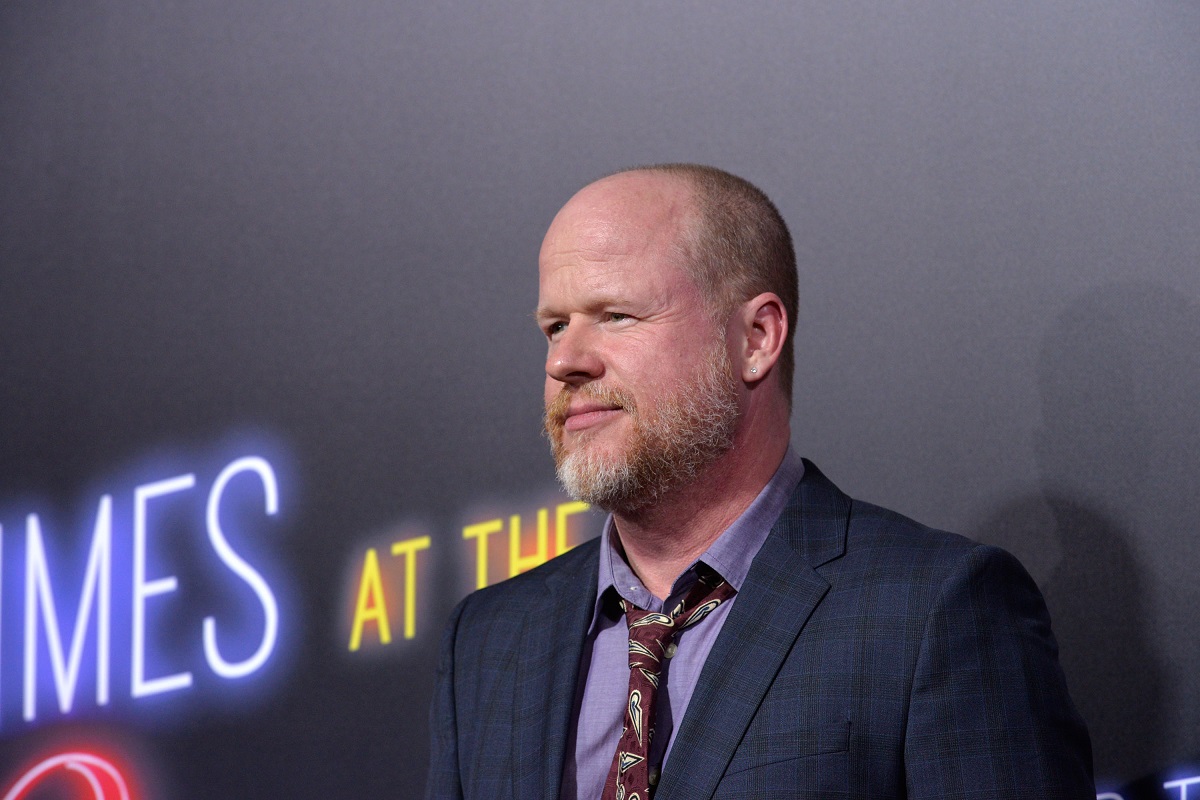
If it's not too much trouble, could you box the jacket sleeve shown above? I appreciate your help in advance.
[904,544,1095,799]
[425,596,469,800]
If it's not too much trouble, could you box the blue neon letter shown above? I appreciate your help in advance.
[203,456,280,679]
[131,475,195,698]
[22,498,113,721]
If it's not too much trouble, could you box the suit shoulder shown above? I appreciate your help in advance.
[842,497,1027,580]
[829,498,1052,661]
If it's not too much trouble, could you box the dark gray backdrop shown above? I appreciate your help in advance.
[2,0,1198,797]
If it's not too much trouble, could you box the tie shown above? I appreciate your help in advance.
[601,567,736,800]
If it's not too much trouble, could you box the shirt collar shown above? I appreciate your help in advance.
[591,445,805,621]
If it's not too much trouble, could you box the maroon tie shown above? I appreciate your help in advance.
[600,567,736,800]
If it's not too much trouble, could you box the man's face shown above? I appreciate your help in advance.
[536,173,742,513]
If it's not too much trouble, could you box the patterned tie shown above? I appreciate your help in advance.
[601,566,736,800]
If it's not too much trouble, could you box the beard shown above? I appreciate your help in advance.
[543,342,741,514]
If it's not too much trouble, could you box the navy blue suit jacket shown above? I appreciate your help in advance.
[426,460,1094,799]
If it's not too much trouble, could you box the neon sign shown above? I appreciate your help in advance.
[343,500,597,652]
[2,751,134,800]
[1095,763,1200,800]
[1164,777,1200,800]
[0,452,290,732]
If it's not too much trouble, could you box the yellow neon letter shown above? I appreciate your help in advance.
[463,519,502,589]
[509,510,549,577]
[391,536,431,640]
[555,501,590,554]
[348,548,391,651]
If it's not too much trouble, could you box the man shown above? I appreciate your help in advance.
[426,164,1094,799]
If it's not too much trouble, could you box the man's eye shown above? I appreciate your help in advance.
[546,321,567,337]
[608,313,630,322]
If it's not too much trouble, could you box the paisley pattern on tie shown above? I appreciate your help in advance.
[600,567,736,800]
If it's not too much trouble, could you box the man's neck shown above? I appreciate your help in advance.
[611,428,790,599]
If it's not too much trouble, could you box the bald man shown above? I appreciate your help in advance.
[426,164,1094,800]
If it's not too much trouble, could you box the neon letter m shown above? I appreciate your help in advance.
[23,497,112,721]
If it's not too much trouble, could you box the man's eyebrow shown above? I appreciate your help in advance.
[534,294,629,323]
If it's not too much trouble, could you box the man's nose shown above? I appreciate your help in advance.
[545,323,604,385]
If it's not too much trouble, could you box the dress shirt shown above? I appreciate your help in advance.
[558,447,805,800]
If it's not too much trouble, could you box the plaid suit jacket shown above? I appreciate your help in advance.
[426,460,1094,799]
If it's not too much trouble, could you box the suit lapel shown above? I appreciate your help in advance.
[510,541,599,800]
[655,461,851,800]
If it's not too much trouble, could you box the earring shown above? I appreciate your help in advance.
[750,367,758,374]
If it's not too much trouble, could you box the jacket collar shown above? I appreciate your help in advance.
[656,459,851,800]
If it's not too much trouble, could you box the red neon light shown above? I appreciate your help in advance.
[3,752,132,800]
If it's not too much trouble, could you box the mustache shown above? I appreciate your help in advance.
[544,384,636,432]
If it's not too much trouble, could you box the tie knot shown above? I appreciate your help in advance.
[621,607,677,668]
[620,568,735,670]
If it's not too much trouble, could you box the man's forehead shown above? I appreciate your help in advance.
[541,171,695,260]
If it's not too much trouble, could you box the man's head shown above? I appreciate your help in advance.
[624,164,798,399]
[536,165,796,514]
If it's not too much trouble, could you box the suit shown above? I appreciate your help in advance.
[425,460,1094,799]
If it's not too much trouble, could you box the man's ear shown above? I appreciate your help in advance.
[736,292,787,385]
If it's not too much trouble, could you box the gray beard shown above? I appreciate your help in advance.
[550,344,740,514]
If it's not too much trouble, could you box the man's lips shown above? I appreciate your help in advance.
[562,401,623,432]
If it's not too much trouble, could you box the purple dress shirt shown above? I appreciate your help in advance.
[558,447,805,800]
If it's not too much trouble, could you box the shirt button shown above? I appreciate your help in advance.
[664,642,678,658]
[649,766,661,785]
